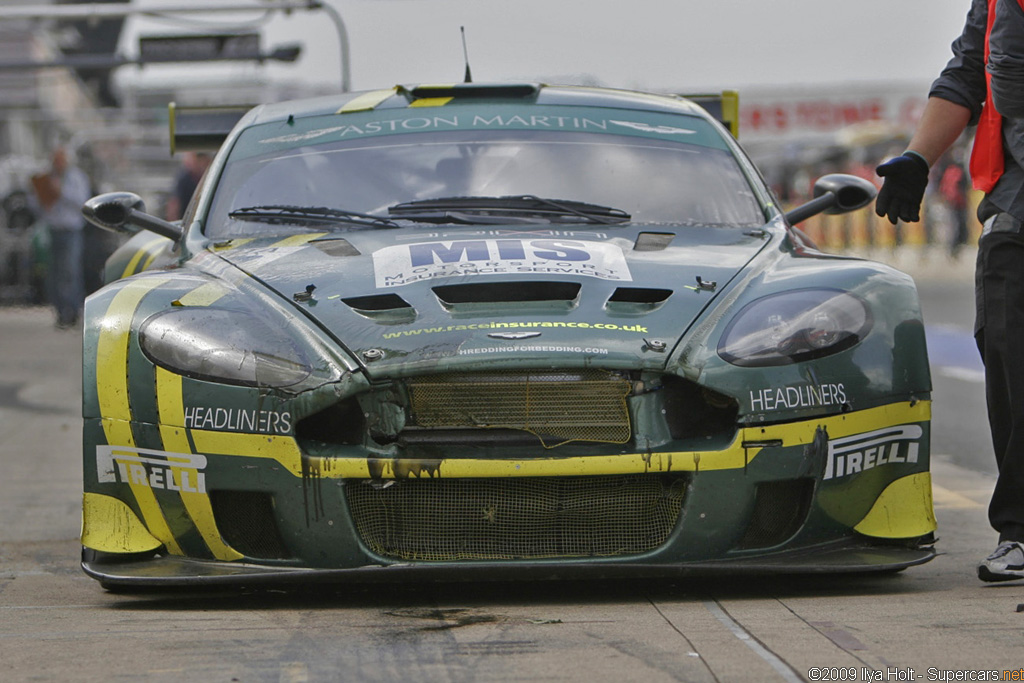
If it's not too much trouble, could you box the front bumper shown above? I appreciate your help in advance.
[82,400,936,585]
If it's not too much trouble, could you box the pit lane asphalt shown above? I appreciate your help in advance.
[1,249,1020,682]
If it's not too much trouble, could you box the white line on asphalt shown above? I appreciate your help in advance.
[932,484,985,509]
[0,605,98,609]
[938,366,985,383]
[703,600,803,683]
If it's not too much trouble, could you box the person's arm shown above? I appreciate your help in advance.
[875,97,972,224]
[906,97,973,166]
[988,0,1024,117]
[874,1,987,225]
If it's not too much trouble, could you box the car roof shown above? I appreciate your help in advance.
[244,83,714,127]
[170,84,737,154]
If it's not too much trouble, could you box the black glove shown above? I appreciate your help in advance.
[875,152,930,224]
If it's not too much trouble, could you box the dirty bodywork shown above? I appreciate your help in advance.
[80,84,934,587]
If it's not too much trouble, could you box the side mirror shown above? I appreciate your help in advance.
[783,174,878,225]
[82,192,183,241]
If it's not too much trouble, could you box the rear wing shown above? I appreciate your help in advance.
[168,102,252,155]
[682,91,739,138]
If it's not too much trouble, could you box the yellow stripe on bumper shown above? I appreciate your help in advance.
[854,472,937,538]
[184,400,930,480]
[157,369,243,561]
[154,282,242,560]
[191,430,304,473]
[81,492,162,553]
[96,278,182,554]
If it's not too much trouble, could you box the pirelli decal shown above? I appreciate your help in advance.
[823,425,922,481]
[96,446,207,493]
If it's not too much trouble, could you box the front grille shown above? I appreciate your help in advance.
[407,370,632,447]
[347,475,686,561]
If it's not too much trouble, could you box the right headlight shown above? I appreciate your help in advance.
[140,307,313,388]
[717,288,872,367]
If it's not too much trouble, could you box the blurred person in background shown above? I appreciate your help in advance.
[165,151,211,222]
[29,146,90,329]
[938,149,972,257]
[874,0,1024,582]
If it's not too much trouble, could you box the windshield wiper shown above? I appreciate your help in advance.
[228,205,399,229]
[387,195,631,225]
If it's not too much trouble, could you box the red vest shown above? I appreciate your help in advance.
[970,0,1024,191]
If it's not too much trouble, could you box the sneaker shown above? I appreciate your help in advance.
[978,541,1024,582]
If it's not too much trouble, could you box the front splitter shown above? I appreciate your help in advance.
[83,541,936,589]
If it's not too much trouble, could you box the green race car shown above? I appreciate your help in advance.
[80,83,935,588]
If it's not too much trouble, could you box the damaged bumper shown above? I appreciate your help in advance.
[82,400,935,586]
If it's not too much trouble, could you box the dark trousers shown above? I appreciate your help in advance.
[47,228,84,327]
[976,214,1024,542]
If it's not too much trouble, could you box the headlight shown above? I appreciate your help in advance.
[717,289,871,367]
[140,307,312,387]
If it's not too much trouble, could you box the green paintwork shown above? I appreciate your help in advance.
[80,84,934,584]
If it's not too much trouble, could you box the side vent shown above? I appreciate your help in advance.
[738,478,814,549]
[341,294,415,323]
[209,490,290,559]
[295,397,367,445]
[661,376,738,445]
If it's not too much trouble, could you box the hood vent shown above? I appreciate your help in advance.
[634,232,675,251]
[341,293,415,323]
[606,287,672,314]
[433,281,581,312]
[310,238,360,257]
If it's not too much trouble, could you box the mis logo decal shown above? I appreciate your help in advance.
[373,239,632,288]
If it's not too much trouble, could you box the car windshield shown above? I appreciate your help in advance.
[205,116,765,238]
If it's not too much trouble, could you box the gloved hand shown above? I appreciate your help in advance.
[875,152,930,224]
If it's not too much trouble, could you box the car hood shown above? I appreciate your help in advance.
[212,225,771,377]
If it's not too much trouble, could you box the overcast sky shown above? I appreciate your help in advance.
[118,0,974,94]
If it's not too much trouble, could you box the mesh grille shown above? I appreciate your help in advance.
[347,475,685,561]
[407,371,632,447]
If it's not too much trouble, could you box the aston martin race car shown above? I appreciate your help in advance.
[79,83,935,588]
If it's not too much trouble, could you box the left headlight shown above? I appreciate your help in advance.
[717,288,872,367]
[140,307,312,387]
